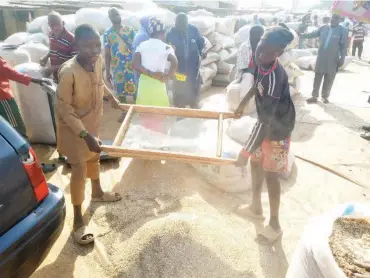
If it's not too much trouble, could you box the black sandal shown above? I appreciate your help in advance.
[41,163,56,174]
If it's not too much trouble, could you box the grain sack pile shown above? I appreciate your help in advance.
[287,203,370,278]
[212,17,237,87]
[189,12,218,92]
[13,63,57,144]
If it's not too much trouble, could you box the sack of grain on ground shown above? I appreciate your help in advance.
[215,17,237,37]
[200,79,213,93]
[18,42,49,63]
[0,47,31,67]
[217,60,232,75]
[217,33,235,49]
[340,56,354,71]
[14,63,57,144]
[286,203,370,278]
[4,32,29,45]
[224,49,238,65]
[212,73,230,87]
[306,48,319,55]
[200,65,217,84]
[226,72,254,111]
[285,62,304,83]
[188,16,216,36]
[24,33,49,46]
[75,8,112,34]
[295,55,317,70]
[27,16,49,34]
[201,52,220,67]
[188,9,214,18]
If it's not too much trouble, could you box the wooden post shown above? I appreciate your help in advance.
[216,114,223,157]
[100,145,236,166]
[112,106,134,146]
[118,104,236,119]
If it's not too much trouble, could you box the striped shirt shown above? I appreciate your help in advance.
[353,24,367,42]
[245,60,295,153]
[49,28,77,68]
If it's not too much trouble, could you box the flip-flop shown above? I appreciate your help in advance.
[235,205,265,221]
[73,226,95,245]
[91,192,122,203]
[255,225,283,245]
[41,163,56,174]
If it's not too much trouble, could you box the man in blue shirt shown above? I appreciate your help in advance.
[167,13,205,108]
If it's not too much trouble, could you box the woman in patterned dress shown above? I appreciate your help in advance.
[104,8,136,104]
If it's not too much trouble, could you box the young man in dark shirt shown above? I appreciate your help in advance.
[234,27,296,245]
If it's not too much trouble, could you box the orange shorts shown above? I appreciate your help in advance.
[242,138,290,173]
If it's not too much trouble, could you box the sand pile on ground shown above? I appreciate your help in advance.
[85,159,288,278]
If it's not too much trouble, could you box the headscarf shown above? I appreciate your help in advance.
[133,16,150,51]
[148,17,165,36]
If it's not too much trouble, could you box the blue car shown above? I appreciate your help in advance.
[0,116,66,277]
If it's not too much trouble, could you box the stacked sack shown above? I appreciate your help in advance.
[189,11,219,93]
[211,17,238,87]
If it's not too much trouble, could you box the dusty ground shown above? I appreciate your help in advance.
[30,54,370,277]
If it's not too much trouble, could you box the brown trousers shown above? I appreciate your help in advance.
[70,154,100,206]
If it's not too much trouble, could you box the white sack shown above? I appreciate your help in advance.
[310,57,317,71]
[212,73,230,87]
[286,203,370,278]
[75,8,111,34]
[188,9,215,18]
[280,49,312,66]
[340,56,353,70]
[227,116,257,145]
[203,36,213,53]
[25,33,49,46]
[201,52,220,66]
[4,32,29,45]
[290,77,302,93]
[63,14,77,32]
[189,16,216,36]
[200,79,212,93]
[217,33,235,49]
[27,16,49,34]
[295,56,317,70]
[306,48,318,55]
[119,10,141,30]
[285,21,301,30]
[226,72,254,111]
[215,17,237,36]
[219,49,230,61]
[217,60,232,75]
[224,49,238,65]
[200,65,217,83]
[18,43,49,63]
[285,62,304,83]
[120,0,157,12]
[279,50,298,66]
[0,48,31,67]
[14,63,56,144]
[206,32,222,52]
